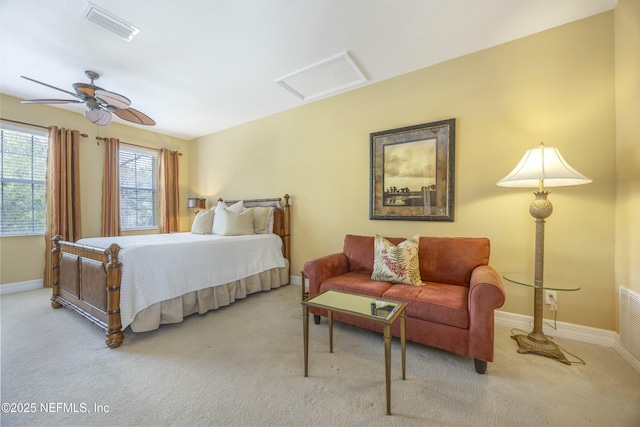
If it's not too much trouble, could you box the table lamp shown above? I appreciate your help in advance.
[497,142,591,363]
[187,197,206,213]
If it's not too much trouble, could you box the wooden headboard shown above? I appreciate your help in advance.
[220,194,291,260]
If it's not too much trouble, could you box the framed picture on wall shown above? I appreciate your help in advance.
[370,118,455,221]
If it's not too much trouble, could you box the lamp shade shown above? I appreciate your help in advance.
[187,198,206,209]
[497,144,591,188]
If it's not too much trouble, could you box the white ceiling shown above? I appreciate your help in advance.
[0,0,618,140]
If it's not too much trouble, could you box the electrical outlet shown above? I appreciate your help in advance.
[544,290,557,305]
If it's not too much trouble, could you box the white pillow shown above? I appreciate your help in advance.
[218,208,254,236]
[191,209,214,234]
[212,200,244,234]
[249,207,274,234]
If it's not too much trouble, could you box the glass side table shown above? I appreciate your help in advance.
[503,273,580,364]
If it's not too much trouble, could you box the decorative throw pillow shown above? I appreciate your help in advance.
[212,200,244,234]
[249,206,274,234]
[371,234,423,286]
[191,209,214,234]
[218,208,254,236]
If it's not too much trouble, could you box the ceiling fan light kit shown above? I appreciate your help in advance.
[85,108,112,126]
[20,70,155,127]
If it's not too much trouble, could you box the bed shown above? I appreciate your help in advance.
[50,195,291,348]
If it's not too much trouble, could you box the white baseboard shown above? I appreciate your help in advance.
[289,275,302,286]
[496,310,640,374]
[613,337,640,373]
[494,310,616,347]
[0,279,43,295]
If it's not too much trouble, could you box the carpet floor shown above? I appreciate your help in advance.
[1,284,639,426]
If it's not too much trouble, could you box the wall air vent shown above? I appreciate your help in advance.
[275,52,367,101]
[82,3,140,41]
[620,286,640,361]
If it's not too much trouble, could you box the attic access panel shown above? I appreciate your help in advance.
[275,52,367,101]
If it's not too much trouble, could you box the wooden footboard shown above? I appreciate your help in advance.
[51,235,125,348]
[51,194,291,348]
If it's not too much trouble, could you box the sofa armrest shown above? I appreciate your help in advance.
[468,265,506,362]
[303,253,349,298]
[469,265,506,311]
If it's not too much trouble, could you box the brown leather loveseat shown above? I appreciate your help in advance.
[302,234,506,374]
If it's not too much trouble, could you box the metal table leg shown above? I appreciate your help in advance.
[383,324,392,415]
[328,310,333,353]
[303,305,309,377]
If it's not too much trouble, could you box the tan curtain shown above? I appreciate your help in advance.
[43,127,82,288]
[102,138,121,237]
[159,148,180,233]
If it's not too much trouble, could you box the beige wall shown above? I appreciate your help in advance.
[615,0,640,310]
[0,94,190,284]
[190,12,618,331]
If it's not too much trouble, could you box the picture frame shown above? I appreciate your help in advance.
[370,118,455,221]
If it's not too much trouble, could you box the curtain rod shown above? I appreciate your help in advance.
[1,117,48,130]
[95,136,182,155]
[0,117,88,137]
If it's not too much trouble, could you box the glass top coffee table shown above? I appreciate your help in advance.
[301,290,407,415]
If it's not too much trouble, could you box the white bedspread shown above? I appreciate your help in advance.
[76,233,286,329]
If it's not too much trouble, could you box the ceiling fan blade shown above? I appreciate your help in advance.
[95,89,131,109]
[21,99,83,104]
[73,83,103,99]
[84,108,112,126]
[21,76,81,98]
[114,107,155,126]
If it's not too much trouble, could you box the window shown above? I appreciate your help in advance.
[119,146,158,230]
[0,126,48,235]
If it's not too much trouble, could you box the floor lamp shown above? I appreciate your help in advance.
[497,142,591,363]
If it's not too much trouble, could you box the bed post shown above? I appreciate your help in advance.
[105,243,124,349]
[50,235,63,309]
[283,194,291,261]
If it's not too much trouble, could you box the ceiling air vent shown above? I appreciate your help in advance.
[82,3,140,41]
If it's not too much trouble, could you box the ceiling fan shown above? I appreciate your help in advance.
[20,70,155,127]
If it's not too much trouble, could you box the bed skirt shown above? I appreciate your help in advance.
[129,260,289,332]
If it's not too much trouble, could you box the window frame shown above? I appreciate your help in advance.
[0,123,48,237]
[118,144,159,231]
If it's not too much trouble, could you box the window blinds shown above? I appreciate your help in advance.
[119,147,157,229]
[0,129,48,235]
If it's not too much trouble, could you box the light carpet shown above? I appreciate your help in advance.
[1,285,639,427]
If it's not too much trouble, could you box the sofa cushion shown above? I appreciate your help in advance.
[343,235,376,275]
[417,238,490,286]
[319,272,392,298]
[382,282,469,329]
[372,234,423,286]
